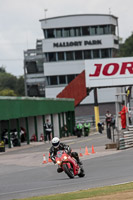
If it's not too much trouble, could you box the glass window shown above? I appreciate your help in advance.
[75,27,81,36]
[111,25,116,35]
[67,75,75,83]
[58,52,64,61]
[28,85,39,97]
[99,25,109,35]
[48,52,56,62]
[66,51,74,61]
[99,26,104,35]
[84,50,91,59]
[82,26,90,36]
[50,76,58,85]
[114,39,118,45]
[56,29,62,38]
[26,61,37,74]
[64,28,70,37]
[36,61,44,73]
[75,51,83,60]
[101,49,109,58]
[59,75,66,84]
[46,77,50,85]
[93,49,100,58]
[70,28,75,37]
[43,30,47,38]
[90,26,98,35]
[47,29,55,38]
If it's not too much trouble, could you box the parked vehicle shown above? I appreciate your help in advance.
[55,150,85,179]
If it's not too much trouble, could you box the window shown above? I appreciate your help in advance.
[75,27,81,36]
[70,28,75,37]
[114,39,118,45]
[67,75,75,83]
[56,29,62,38]
[93,49,100,58]
[90,26,98,35]
[47,29,55,38]
[58,52,64,61]
[84,50,91,59]
[36,61,44,73]
[111,25,116,35]
[101,49,109,58]
[49,53,56,62]
[99,25,109,35]
[75,51,83,60]
[50,76,58,85]
[66,51,74,61]
[59,75,66,84]
[26,61,37,74]
[64,28,70,37]
[82,26,90,36]
[43,30,47,38]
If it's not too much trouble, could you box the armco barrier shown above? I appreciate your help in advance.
[119,129,133,150]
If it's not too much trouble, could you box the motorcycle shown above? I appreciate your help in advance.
[55,150,85,179]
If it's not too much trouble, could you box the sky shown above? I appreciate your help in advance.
[0,0,133,77]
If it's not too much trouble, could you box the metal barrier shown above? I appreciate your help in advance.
[119,127,133,150]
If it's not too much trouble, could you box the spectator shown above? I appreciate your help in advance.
[105,110,112,129]
[44,119,53,143]
[119,101,128,129]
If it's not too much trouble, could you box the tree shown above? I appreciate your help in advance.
[0,66,6,73]
[0,89,17,96]
[118,33,133,57]
[16,76,25,96]
[0,66,25,96]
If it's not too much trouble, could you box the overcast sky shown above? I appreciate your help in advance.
[0,0,133,76]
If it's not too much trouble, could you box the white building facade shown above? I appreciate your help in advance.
[40,14,119,105]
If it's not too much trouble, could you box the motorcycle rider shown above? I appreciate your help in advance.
[49,137,82,173]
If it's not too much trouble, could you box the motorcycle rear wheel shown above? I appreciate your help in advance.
[78,165,85,177]
[63,164,74,179]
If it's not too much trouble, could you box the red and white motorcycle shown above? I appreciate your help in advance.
[55,150,85,179]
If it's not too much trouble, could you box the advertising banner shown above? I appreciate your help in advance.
[85,57,133,88]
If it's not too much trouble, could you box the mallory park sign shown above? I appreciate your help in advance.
[53,40,102,47]
[85,57,133,88]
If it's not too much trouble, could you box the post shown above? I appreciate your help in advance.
[58,113,61,138]
[115,94,120,149]
[42,115,47,141]
[7,120,11,148]
[34,116,38,141]
[25,117,30,144]
[51,114,54,138]
[94,88,100,131]
[16,118,21,146]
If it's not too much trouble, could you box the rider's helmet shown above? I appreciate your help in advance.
[52,137,60,148]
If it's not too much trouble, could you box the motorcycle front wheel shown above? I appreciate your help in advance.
[63,164,74,179]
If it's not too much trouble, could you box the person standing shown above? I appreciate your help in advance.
[105,110,112,139]
[105,111,112,129]
[44,119,53,143]
[119,101,128,129]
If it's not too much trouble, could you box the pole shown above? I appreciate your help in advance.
[94,88,100,131]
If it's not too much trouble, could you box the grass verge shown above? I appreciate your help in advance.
[14,182,133,200]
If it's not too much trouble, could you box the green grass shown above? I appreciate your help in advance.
[13,182,133,200]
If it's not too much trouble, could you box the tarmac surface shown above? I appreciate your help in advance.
[0,130,120,167]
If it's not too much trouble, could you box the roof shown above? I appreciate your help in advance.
[39,13,118,22]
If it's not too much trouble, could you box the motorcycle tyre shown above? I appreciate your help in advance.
[78,165,85,177]
[63,164,74,179]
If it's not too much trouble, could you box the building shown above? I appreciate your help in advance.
[24,14,119,116]
[0,97,75,148]
[24,39,45,97]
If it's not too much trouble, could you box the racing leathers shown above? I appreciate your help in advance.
[49,142,82,171]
